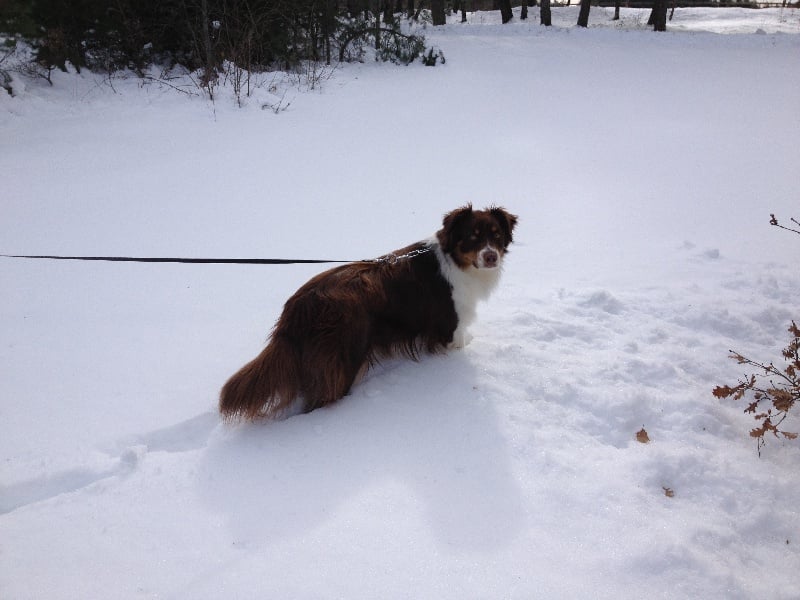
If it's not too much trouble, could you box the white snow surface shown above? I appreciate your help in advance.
[1,7,799,599]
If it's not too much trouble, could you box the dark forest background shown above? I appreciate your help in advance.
[0,0,780,82]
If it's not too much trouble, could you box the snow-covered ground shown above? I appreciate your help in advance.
[1,7,799,599]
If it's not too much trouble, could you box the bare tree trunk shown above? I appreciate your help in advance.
[375,0,380,52]
[384,0,394,25]
[613,0,620,20]
[499,0,513,23]
[521,1,528,20]
[577,0,591,27]
[199,0,215,86]
[540,0,551,26]
[649,0,667,31]
[324,0,332,65]
[431,0,446,25]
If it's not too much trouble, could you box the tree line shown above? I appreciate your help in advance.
[0,1,438,80]
[0,0,692,85]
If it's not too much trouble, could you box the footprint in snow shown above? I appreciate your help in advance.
[0,412,219,515]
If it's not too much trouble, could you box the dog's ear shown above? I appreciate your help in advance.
[437,204,474,252]
[490,207,518,246]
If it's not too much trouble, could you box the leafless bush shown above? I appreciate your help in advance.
[713,214,799,455]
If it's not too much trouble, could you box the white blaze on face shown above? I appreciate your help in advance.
[475,244,500,269]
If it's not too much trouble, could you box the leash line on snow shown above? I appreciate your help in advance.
[0,246,433,266]
[0,254,351,265]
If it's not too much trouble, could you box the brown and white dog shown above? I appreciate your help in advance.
[219,205,518,421]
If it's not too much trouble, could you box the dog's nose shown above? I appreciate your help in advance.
[483,250,498,267]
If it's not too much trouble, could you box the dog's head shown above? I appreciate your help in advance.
[437,204,518,270]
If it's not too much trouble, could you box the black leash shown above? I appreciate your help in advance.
[0,246,432,266]
[0,254,351,265]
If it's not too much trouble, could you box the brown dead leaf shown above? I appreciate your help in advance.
[663,487,675,498]
[636,427,650,444]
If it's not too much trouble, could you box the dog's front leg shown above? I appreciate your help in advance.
[448,327,473,350]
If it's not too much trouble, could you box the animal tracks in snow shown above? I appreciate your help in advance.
[113,411,219,455]
[0,454,134,515]
[0,412,218,515]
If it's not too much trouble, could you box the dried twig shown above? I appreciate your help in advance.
[769,214,800,236]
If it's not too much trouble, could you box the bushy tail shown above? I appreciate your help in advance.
[219,336,301,422]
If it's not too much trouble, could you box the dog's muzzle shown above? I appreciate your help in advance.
[477,247,500,269]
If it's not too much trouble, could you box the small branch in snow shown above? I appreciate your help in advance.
[139,75,199,97]
[769,213,800,236]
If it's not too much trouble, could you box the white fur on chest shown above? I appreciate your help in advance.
[430,239,502,349]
